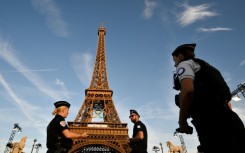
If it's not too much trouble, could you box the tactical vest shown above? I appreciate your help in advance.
[47,116,73,152]
[193,58,231,103]
[173,58,231,108]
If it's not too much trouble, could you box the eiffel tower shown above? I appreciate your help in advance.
[68,23,131,153]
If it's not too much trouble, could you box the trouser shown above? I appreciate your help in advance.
[47,149,56,153]
[47,149,69,153]
[191,106,245,153]
[130,150,147,153]
[130,146,147,153]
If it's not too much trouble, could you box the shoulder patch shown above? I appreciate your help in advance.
[178,67,185,76]
[137,125,141,129]
[60,121,66,127]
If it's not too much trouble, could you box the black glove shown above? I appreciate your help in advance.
[129,138,134,146]
[130,138,133,143]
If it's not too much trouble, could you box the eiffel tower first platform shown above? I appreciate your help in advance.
[68,24,131,153]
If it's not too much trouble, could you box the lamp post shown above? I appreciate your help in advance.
[35,143,42,153]
[31,139,37,153]
[152,146,160,153]
[231,83,245,101]
[174,131,187,153]
[159,142,163,153]
[4,123,22,153]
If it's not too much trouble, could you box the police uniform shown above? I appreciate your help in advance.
[130,110,148,153]
[46,101,73,153]
[176,59,200,81]
[173,44,245,153]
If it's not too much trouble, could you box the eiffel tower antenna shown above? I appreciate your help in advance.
[68,23,131,153]
[100,21,104,27]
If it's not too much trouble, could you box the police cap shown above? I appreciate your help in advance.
[54,101,70,108]
[172,43,196,56]
[130,109,140,117]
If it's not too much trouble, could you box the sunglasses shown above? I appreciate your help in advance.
[129,115,136,118]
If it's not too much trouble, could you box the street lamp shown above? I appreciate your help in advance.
[152,146,160,153]
[31,139,37,153]
[231,83,245,101]
[35,143,42,153]
[174,131,187,153]
[159,142,163,153]
[4,123,22,153]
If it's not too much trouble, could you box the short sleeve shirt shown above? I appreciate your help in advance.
[176,59,201,81]
[132,121,148,151]
[46,115,70,150]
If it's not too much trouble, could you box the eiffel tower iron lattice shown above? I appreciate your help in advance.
[68,23,131,153]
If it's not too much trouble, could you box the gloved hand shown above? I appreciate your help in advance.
[128,138,134,146]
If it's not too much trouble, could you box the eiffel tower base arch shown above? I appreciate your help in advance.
[68,122,132,153]
[70,141,128,153]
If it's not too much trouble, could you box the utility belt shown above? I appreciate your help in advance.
[190,94,231,117]
[194,93,229,105]
[210,94,230,104]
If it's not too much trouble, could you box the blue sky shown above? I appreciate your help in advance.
[0,0,245,153]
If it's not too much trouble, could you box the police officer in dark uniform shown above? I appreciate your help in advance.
[172,43,245,153]
[129,109,148,153]
[46,101,88,153]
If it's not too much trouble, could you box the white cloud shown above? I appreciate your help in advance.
[0,37,72,139]
[6,68,58,72]
[55,78,64,85]
[70,51,93,87]
[0,75,36,110]
[197,27,233,32]
[0,74,46,135]
[177,3,218,26]
[55,79,71,101]
[142,0,157,19]
[31,0,70,37]
[240,59,245,66]
[0,38,65,100]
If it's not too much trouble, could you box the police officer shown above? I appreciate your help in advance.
[129,109,148,153]
[46,101,88,153]
[172,43,245,153]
